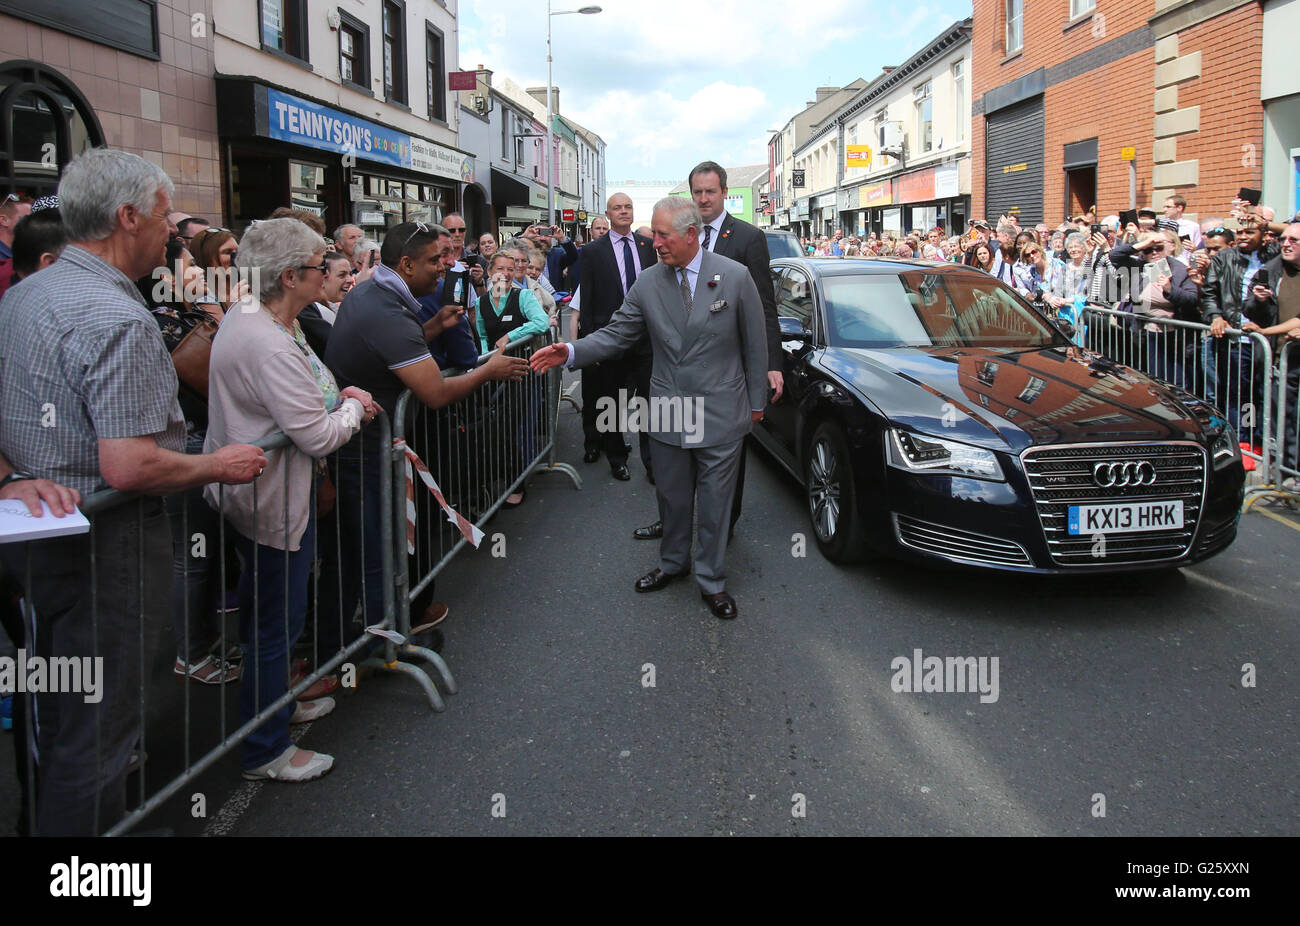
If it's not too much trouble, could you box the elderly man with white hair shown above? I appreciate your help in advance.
[530,197,768,620]
[0,148,266,834]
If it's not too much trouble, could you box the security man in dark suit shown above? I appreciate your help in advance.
[634,160,782,539]
[574,192,658,480]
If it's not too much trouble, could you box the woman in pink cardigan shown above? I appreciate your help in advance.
[204,218,378,783]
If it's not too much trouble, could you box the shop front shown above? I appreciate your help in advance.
[216,79,474,241]
[793,197,811,239]
[491,166,546,239]
[895,161,969,236]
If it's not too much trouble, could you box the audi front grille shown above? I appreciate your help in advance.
[894,513,1035,568]
[1020,442,1207,566]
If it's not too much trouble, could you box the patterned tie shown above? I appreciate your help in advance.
[622,235,636,294]
[679,268,693,316]
[702,225,713,250]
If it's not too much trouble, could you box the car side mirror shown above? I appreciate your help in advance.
[779,316,813,341]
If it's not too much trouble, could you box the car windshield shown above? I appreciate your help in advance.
[822,269,1066,349]
[765,233,803,259]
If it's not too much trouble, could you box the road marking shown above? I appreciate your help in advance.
[1252,506,1300,533]
[1184,571,1269,603]
[203,722,310,837]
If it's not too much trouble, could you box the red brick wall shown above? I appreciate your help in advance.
[1165,2,1264,219]
[0,2,222,220]
[971,0,1264,223]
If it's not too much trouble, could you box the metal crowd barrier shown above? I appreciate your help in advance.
[1,414,417,837]
[391,328,581,685]
[1079,304,1300,505]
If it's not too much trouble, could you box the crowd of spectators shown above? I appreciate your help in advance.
[0,149,553,834]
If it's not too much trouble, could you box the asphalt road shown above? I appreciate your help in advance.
[204,382,1299,838]
[3,379,1297,837]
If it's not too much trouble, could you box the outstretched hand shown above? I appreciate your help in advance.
[530,342,569,373]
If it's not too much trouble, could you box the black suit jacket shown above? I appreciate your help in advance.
[577,232,657,339]
[710,213,781,369]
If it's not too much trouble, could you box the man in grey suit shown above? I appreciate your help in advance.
[530,197,768,619]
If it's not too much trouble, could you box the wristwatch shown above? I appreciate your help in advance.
[0,471,36,491]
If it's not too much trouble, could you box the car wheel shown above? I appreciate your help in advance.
[805,421,866,563]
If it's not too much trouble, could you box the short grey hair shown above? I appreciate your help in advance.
[236,218,329,302]
[58,148,174,242]
[332,223,360,243]
[355,237,380,257]
[653,197,701,236]
[1065,231,1088,250]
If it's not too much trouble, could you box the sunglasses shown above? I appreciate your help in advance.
[1205,227,1228,238]
[445,225,467,233]
[401,221,431,249]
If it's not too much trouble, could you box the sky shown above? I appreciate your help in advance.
[458,0,973,183]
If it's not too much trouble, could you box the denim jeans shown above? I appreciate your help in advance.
[1201,336,1261,443]
[315,436,385,657]
[233,514,314,770]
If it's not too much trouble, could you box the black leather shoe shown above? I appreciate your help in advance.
[583,449,600,463]
[701,591,737,619]
[635,568,684,593]
[633,520,663,540]
[611,463,631,481]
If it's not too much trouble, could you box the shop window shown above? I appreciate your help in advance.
[289,161,327,216]
[0,61,103,196]
[339,12,370,91]
[382,1,408,105]
[425,23,446,122]
[261,0,308,62]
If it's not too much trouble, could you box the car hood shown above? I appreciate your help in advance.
[821,344,1212,454]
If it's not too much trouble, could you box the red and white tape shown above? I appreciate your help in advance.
[394,439,485,552]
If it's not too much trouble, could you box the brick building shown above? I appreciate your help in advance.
[0,1,223,219]
[971,0,1264,226]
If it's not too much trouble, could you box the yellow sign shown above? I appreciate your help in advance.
[846,144,873,169]
[1002,163,1028,174]
[1120,146,1136,162]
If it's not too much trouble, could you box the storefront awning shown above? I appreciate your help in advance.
[491,167,544,209]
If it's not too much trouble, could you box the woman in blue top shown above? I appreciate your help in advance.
[476,250,550,507]
[475,251,550,355]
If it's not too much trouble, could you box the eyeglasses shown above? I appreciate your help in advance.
[401,221,431,249]
[5,193,20,202]
[445,225,467,233]
[1281,236,1300,244]
[297,261,328,274]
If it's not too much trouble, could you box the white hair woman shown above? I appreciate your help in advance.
[203,218,378,782]
[1048,231,1092,310]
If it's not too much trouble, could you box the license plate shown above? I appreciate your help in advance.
[1067,501,1184,535]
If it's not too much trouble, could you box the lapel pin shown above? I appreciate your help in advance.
[707,274,721,288]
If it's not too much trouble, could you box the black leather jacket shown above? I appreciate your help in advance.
[1200,240,1279,326]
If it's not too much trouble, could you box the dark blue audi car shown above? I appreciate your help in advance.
[754,257,1244,572]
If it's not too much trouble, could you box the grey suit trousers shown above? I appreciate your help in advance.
[650,435,745,595]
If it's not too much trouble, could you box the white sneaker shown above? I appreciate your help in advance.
[242,745,334,782]
[290,696,336,724]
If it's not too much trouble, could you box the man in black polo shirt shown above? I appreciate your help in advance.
[321,222,528,648]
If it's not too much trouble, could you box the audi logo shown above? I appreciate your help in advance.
[1092,460,1157,488]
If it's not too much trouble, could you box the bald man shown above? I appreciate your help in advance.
[573,192,658,480]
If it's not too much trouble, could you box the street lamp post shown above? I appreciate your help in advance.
[546,3,601,228]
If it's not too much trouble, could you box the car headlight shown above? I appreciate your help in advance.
[887,429,1005,481]
[1210,429,1241,469]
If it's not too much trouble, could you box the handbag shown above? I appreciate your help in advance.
[170,311,219,397]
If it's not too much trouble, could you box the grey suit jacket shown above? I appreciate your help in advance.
[570,249,768,448]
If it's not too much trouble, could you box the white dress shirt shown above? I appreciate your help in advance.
[700,214,726,252]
